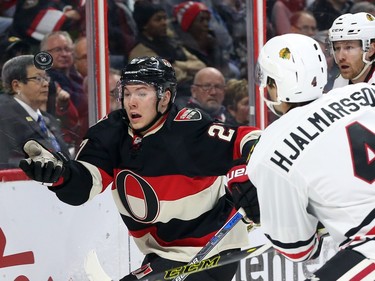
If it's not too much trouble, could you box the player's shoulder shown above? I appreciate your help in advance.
[167,106,214,128]
[88,109,127,135]
[327,82,375,97]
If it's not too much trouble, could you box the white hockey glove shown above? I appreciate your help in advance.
[19,140,71,185]
[226,158,260,224]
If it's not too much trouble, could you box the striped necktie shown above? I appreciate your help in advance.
[37,113,61,152]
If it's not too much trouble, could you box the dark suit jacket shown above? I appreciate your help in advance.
[0,94,69,168]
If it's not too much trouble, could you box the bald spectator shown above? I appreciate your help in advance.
[183,67,236,125]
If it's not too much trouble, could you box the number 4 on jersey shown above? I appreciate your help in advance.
[346,122,375,184]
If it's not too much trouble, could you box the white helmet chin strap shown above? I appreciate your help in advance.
[352,52,374,81]
[260,87,283,117]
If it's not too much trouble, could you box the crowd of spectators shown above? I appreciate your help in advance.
[0,0,374,168]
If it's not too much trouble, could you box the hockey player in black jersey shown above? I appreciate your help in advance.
[19,56,261,281]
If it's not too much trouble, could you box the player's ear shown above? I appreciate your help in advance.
[162,90,171,105]
[368,40,375,59]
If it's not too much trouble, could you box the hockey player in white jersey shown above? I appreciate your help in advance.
[328,12,375,88]
[235,33,375,280]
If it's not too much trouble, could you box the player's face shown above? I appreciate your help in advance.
[265,84,286,115]
[123,84,159,130]
[332,40,365,80]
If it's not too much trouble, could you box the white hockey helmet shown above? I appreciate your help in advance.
[328,12,375,52]
[255,33,327,114]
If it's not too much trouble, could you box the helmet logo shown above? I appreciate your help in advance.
[366,14,375,21]
[279,48,291,60]
[161,58,172,68]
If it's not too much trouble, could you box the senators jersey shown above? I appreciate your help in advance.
[52,105,261,262]
[248,83,375,262]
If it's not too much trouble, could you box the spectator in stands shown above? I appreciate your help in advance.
[8,1,85,52]
[200,0,236,65]
[40,31,87,153]
[172,1,239,79]
[0,36,31,93]
[107,0,138,70]
[270,0,306,35]
[182,67,236,124]
[223,78,250,126]
[290,10,318,37]
[129,0,206,98]
[0,55,69,168]
[0,0,15,33]
[214,0,248,78]
[109,68,121,112]
[350,1,375,15]
[307,0,353,31]
[73,36,88,79]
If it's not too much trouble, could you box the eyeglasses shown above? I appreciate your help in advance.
[294,25,317,33]
[25,76,51,84]
[194,84,225,92]
[46,46,73,54]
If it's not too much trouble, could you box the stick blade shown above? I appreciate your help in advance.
[84,249,112,281]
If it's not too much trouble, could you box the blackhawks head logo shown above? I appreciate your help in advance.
[366,13,374,21]
[279,48,291,60]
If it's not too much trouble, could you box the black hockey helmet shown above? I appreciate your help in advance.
[119,56,177,103]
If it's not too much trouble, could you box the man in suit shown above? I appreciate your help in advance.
[0,55,69,168]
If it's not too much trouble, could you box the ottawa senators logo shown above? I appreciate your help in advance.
[174,108,202,121]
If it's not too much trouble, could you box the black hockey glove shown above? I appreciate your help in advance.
[226,158,260,224]
[19,140,71,185]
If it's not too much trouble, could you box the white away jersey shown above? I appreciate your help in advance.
[248,83,375,262]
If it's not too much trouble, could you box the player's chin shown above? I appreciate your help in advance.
[129,121,145,130]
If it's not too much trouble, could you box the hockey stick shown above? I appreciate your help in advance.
[84,242,273,281]
[85,229,330,281]
[84,208,252,281]
[141,228,330,281]
[138,242,273,281]
[85,249,112,281]
[170,208,248,281]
